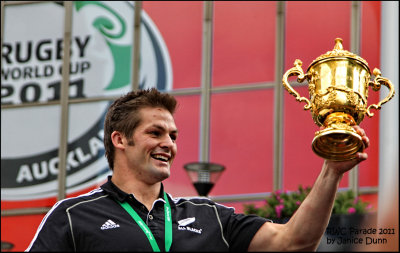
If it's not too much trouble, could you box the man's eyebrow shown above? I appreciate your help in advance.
[152,124,179,134]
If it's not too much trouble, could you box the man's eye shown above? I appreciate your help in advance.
[150,131,160,136]
[170,134,177,141]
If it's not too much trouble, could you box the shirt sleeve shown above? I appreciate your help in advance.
[25,201,75,252]
[215,203,270,252]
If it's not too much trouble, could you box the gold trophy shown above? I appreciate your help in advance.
[282,38,395,161]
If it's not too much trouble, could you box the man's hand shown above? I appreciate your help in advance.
[323,125,370,175]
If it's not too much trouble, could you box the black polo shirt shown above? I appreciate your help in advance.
[26,176,268,252]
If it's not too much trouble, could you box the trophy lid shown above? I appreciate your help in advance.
[307,38,370,71]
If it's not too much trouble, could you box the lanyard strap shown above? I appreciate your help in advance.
[118,192,172,252]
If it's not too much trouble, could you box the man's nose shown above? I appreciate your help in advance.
[160,135,175,148]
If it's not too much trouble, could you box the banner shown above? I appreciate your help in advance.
[1,1,172,200]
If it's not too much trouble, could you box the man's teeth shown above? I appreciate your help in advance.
[152,155,168,162]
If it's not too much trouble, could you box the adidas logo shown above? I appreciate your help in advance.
[101,219,120,230]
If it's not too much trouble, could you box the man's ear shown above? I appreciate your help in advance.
[111,131,125,150]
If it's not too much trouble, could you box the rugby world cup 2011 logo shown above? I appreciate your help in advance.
[1,1,172,200]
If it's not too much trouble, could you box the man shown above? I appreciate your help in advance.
[26,88,369,251]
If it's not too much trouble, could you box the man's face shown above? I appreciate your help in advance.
[124,107,178,184]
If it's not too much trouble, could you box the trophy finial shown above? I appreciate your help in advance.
[309,38,369,71]
[334,38,343,50]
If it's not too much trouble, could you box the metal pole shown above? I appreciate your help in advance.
[378,1,399,228]
[132,1,142,91]
[57,1,73,201]
[349,0,361,196]
[0,1,4,64]
[273,1,286,191]
[199,1,213,162]
[1,207,51,217]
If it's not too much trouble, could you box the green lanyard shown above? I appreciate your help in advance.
[118,192,172,252]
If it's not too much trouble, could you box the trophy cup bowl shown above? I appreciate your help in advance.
[282,38,395,161]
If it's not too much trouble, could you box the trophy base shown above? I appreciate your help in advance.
[312,128,364,161]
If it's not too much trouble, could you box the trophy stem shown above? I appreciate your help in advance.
[312,112,364,161]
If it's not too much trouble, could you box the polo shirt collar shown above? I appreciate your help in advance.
[100,175,173,207]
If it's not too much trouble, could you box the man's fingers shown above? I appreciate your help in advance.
[354,126,365,137]
[352,126,369,149]
[357,152,368,161]
[362,135,370,149]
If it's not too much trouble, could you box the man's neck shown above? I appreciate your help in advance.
[111,172,161,211]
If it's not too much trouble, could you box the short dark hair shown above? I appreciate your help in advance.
[104,88,177,170]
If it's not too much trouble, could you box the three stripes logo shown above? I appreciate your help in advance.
[101,219,120,230]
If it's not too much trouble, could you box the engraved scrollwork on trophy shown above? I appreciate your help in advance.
[309,84,316,113]
[309,83,316,98]
[346,90,358,106]
[326,87,337,107]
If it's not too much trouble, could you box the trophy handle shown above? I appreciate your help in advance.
[366,68,396,117]
[282,59,312,110]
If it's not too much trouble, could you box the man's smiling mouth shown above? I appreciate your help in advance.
[151,154,170,162]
